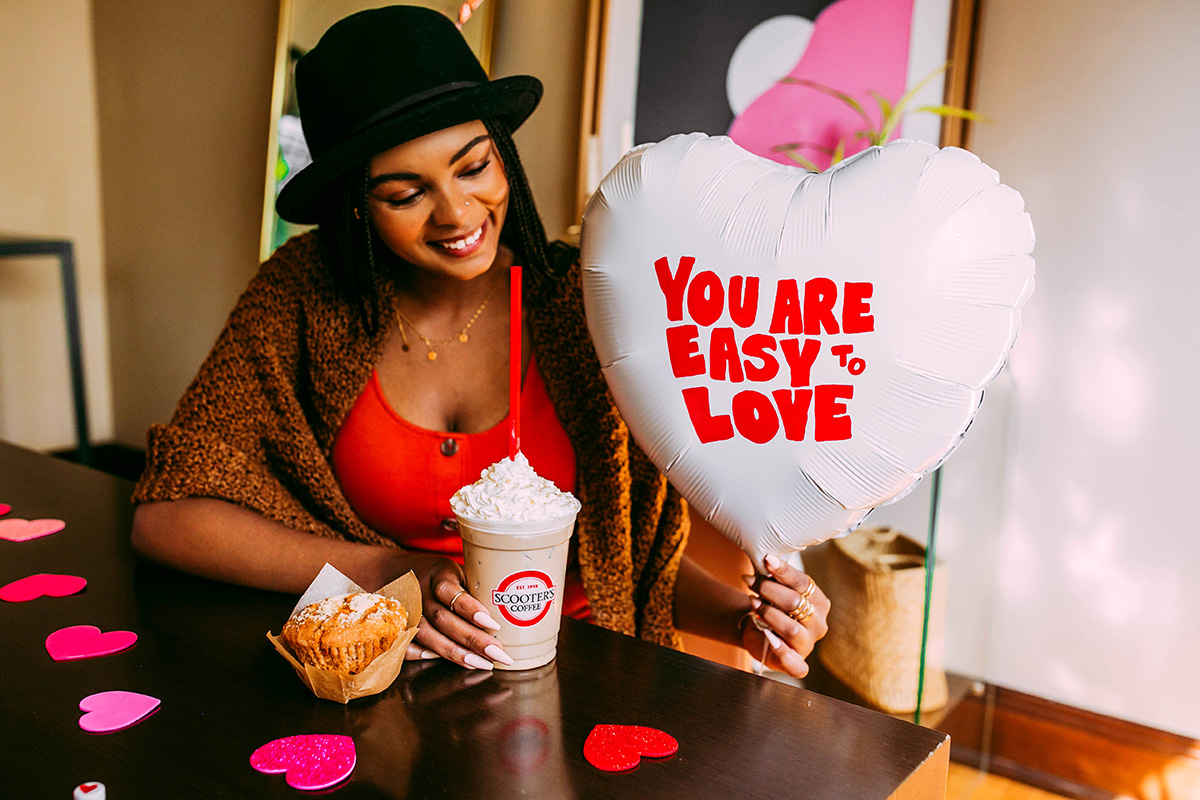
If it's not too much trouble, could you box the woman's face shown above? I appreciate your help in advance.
[366,120,509,282]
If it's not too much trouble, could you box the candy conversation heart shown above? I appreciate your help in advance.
[251,734,356,791]
[583,724,679,771]
[73,782,106,799]
[0,517,65,542]
[78,691,160,733]
[0,573,86,603]
[46,625,138,661]
[581,135,1034,564]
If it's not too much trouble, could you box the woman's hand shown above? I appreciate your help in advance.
[741,555,830,678]
[398,553,514,670]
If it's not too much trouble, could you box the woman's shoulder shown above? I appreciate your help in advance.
[234,231,341,317]
[547,239,581,276]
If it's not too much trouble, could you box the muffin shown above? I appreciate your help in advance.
[281,592,410,674]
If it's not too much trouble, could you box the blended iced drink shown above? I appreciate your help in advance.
[451,453,580,670]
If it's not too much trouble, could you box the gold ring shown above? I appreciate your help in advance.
[449,589,467,615]
[788,597,815,624]
[800,577,818,600]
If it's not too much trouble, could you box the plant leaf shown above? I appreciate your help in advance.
[916,105,990,122]
[869,90,895,123]
[772,141,837,157]
[779,150,822,172]
[882,62,950,142]
[780,76,876,133]
[830,138,846,165]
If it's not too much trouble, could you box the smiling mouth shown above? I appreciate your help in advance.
[433,223,485,252]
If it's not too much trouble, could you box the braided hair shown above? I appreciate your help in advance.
[316,117,555,335]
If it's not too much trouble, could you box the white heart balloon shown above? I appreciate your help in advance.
[580,135,1034,566]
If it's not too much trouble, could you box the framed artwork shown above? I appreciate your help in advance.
[259,0,497,260]
[575,0,982,221]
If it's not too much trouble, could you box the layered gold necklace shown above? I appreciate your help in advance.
[395,285,496,361]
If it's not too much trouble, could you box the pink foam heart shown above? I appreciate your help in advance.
[583,724,679,771]
[0,503,10,515]
[46,625,138,661]
[0,517,65,542]
[78,691,160,733]
[251,734,356,791]
[0,573,87,603]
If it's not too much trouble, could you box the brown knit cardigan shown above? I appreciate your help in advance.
[134,232,689,649]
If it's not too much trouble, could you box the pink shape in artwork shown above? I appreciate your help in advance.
[78,690,160,733]
[251,734,357,791]
[0,573,87,603]
[729,0,915,169]
[46,625,138,661]
[0,517,65,542]
[0,503,10,515]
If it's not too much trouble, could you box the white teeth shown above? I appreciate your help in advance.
[438,226,483,251]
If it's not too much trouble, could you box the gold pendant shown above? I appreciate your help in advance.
[459,333,469,343]
[428,351,437,361]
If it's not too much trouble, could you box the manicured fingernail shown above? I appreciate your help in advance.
[474,611,502,631]
[464,653,494,670]
[741,574,755,586]
[750,597,762,610]
[764,554,782,570]
[764,629,784,649]
[485,644,514,666]
[420,649,440,659]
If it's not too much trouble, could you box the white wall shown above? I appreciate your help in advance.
[491,0,588,240]
[0,0,113,450]
[959,1,1200,738]
[94,0,280,445]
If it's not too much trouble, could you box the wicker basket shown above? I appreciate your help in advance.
[805,526,948,714]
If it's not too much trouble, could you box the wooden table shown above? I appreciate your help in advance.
[0,441,949,798]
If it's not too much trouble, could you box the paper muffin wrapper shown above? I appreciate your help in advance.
[267,563,422,704]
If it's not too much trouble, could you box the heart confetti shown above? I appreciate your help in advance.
[73,782,106,799]
[0,503,10,515]
[583,724,679,772]
[251,734,356,791]
[47,625,138,661]
[0,573,86,603]
[0,517,65,542]
[78,691,160,733]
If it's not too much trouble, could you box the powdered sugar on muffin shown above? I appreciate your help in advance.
[282,592,409,674]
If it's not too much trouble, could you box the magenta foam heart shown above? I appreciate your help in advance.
[251,734,356,791]
[0,573,87,603]
[46,625,138,661]
[78,691,160,733]
[0,517,65,542]
[0,503,10,516]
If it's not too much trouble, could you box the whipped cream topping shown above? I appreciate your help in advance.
[450,452,580,523]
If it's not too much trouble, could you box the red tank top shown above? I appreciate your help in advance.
[330,354,590,620]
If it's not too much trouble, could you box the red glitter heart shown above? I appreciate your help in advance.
[583,724,678,772]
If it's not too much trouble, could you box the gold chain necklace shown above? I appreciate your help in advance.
[395,288,494,361]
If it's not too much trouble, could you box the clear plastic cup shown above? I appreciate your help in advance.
[456,514,577,671]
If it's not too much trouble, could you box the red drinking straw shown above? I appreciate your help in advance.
[509,265,522,460]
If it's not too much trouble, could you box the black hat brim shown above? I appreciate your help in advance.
[275,75,542,224]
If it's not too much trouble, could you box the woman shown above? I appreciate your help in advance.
[131,5,827,677]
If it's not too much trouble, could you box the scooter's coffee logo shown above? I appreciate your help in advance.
[492,570,557,627]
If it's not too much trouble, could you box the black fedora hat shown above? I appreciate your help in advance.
[276,5,542,224]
